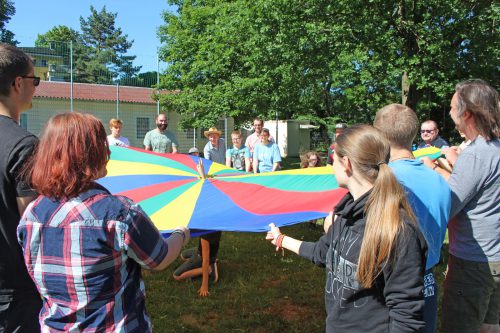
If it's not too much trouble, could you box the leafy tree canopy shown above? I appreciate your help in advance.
[0,0,17,45]
[158,0,499,137]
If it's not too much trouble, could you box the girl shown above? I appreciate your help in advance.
[300,151,323,168]
[267,125,427,332]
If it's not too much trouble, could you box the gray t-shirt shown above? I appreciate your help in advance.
[143,129,178,153]
[203,139,226,164]
[448,136,500,262]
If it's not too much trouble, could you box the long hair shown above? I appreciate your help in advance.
[455,79,500,140]
[300,151,323,168]
[335,125,416,288]
[26,112,110,199]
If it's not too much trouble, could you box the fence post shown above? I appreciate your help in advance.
[70,41,73,112]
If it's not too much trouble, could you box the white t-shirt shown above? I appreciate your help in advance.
[107,135,130,147]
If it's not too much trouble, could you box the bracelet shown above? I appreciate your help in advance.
[171,229,186,243]
[276,233,285,249]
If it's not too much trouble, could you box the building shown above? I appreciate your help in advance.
[25,81,234,153]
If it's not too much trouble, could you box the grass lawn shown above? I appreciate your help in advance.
[143,157,449,332]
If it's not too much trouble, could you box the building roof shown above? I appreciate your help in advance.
[35,81,163,104]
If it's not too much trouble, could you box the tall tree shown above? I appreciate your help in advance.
[79,5,140,84]
[158,0,499,135]
[0,0,17,45]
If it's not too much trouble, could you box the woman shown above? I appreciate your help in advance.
[252,128,281,173]
[17,112,190,332]
[266,125,427,332]
[300,151,323,168]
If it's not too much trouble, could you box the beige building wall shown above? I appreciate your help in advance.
[24,98,235,154]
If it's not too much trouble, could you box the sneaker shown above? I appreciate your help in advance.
[209,260,219,283]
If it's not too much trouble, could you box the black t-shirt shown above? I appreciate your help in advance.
[0,115,38,295]
[198,231,222,262]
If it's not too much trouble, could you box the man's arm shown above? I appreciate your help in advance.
[272,162,280,172]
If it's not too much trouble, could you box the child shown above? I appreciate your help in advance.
[266,125,427,332]
[226,130,251,172]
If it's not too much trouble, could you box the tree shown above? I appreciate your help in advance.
[35,25,82,47]
[0,0,17,45]
[158,0,499,136]
[79,5,141,84]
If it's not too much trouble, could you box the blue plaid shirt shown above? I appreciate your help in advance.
[17,184,169,332]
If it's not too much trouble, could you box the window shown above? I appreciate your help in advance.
[136,117,150,139]
[19,113,28,130]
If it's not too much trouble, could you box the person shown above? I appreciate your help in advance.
[144,113,179,153]
[327,123,347,165]
[17,112,190,332]
[266,125,427,332]
[107,118,130,147]
[373,103,451,333]
[245,118,275,170]
[226,130,251,172]
[418,120,449,148]
[421,79,499,333]
[203,127,226,164]
[300,151,323,169]
[188,147,199,156]
[0,43,42,333]
[173,159,221,297]
[253,128,281,173]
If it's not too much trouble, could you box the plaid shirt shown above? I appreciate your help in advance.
[17,184,168,333]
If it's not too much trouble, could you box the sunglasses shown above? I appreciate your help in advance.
[421,129,435,133]
[21,75,41,87]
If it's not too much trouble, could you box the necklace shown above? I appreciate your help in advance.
[389,155,414,162]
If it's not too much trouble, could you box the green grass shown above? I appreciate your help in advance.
[145,224,327,332]
[144,157,449,332]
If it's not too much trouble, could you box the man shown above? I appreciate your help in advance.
[327,123,347,165]
[423,80,499,333]
[226,130,251,172]
[418,119,449,148]
[107,118,130,147]
[0,44,42,332]
[374,104,451,333]
[203,127,226,164]
[245,118,274,168]
[144,113,178,153]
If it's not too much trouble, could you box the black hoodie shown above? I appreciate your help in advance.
[299,191,427,332]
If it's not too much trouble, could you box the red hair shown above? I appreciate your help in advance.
[28,112,110,199]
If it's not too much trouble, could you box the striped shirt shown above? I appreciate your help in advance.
[17,184,168,332]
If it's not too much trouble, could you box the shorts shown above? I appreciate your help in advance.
[441,254,500,332]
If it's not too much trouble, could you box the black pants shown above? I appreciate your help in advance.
[0,293,41,333]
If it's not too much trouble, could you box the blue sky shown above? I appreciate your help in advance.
[8,0,175,72]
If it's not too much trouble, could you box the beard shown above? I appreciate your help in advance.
[157,123,167,131]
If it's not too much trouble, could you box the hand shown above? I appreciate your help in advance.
[196,159,206,179]
[266,223,282,251]
[323,211,334,233]
[442,147,459,166]
[198,286,209,297]
[420,156,437,170]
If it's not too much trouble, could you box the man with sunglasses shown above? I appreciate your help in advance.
[418,120,449,148]
[0,44,41,332]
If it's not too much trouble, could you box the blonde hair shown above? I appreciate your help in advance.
[335,125,416,288]
[373,104,419,149]
[109,118,123,128]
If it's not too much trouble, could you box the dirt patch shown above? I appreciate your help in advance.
[263,297,314,321]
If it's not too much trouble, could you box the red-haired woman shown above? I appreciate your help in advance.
[17,112,190,332]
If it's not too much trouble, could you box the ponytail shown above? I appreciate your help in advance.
[335,125,416,288]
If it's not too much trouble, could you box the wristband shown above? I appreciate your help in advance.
[276,233,285,249]
[171,229,186,244]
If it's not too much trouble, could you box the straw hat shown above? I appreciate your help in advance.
[204,127,222,138]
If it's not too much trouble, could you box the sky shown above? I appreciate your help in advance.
[7,0,175,72]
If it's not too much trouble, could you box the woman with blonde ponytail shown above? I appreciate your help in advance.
[266,125,427,332]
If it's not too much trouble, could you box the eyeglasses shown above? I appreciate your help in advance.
[421,129,435,133]
[21,76,41,87]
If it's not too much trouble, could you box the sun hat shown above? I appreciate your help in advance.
[204,127,222,138]
[188,147,199,154]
